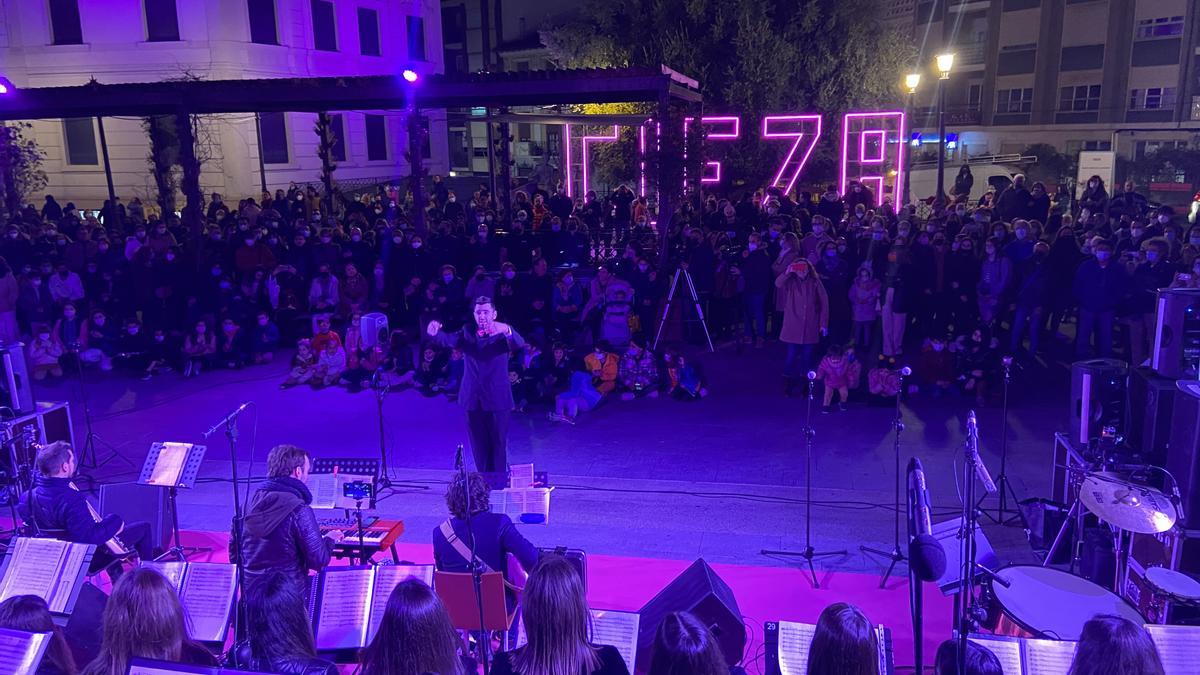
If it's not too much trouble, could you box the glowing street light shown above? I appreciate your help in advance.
[902,73,922,204]
[905,73,922,95]
[936,53,955,80]
[402,69,419,83]
[934,53,955,202]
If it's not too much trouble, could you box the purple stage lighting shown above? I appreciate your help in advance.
[0,78,12,95]
[402,69,419,83]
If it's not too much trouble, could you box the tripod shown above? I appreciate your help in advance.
[653,267,714,352]
[72,350,132,473]
[154,486,213,562]
[372,369,428,495]
[761,373,846,587]
[980,357,1023,526]
[861,369,909,588]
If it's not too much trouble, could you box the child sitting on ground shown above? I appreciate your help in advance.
[664,349,708,400]
[915,335,955,397]
[280,338,316,388]
[28,325,64,380]
[619,339,659,401]
[815,343,861,413]
[314,339,346,388]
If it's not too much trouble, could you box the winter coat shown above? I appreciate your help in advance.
[849,274,882,322]
[231,477,333,598]
[771,247,801,310]
[775,266,829,345]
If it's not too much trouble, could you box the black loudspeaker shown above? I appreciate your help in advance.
[1126,366,1177,465]
[99,482,173,552]
[1070,359,1129,447]
[0,342,34,414]
[1152,288,1200,379]
[59,582,107,669]
[1167,381,1200,527]
[636,559,745,670]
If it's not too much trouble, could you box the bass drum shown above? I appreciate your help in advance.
[989,565,1144,641]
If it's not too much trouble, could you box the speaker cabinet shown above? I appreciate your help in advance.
[1167,382,1200,527]
[1126,366,1177,465]
[1070,359,1129,447]
[0,342,34,414]
[360,312,390,348]
[1152,288,1200,379]
[99,482,173,552]
[636,559,745,670]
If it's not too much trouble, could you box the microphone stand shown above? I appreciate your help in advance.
[458,445,490,674]
[957,411,994,675]
[206,404,252,647]
[372,369,429,494]
[907,484,923,675]
[861,369,909,588]
[760,372,846,587]
[980,357,1023,526]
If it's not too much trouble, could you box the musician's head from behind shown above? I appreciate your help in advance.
[933,639,1002,675]
[473,296,496,330]
[1068,614,1165,675]
[445,471,490,520]
[92,567,195,674]
[267,444,311,482]
[360,578,464,675]
[35,441,75,479]
[514,555,600,675]
[806,602,880,675]
[0,595,76,675]
[648,611,729,675]
[245,571,318,666]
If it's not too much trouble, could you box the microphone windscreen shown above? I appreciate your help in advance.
[900,366,913,376]
[806,371,817,381]
[908,533,947,582]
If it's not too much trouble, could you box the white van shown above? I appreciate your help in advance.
[907,163,1023,204]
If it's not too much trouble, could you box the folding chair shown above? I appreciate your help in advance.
[434,570,516,650]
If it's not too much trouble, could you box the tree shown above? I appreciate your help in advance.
[1020,143,1074,185]
[144,115,179,216]
[0,123,47,220]
[315,112,338,216]
[1125,146,1200,188]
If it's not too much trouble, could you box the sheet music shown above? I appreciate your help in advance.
[180,564,237,643]
[365,565,435,643]
[969,637,1023,675]
[776,621,816,675]
[147,443,191,487]
[590,610,639,673]
[142,561,187,592]
[313,568,371,650]
[509,463,535,488]
[1023,638,1076,675]
[0,628,50,675]
[1146,624,1200,675]
[49,541,89,613]
[0,539,67,609]
[307,474,338,510]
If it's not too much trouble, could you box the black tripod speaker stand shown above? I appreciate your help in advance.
[979,356,1023,527]
[860,367,911,588]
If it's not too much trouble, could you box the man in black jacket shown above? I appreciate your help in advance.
[233,444,342,597]
[428,297,525,488]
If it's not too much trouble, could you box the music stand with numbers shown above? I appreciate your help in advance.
[138,442,209,562]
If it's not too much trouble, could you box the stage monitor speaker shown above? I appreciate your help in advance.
[60,582,107,669]
[1125,366,1177,465]
[99,481,173,552]
[1167,381,1200,527]
[636,559,745,670]
[1151,288,1200,379]
[360,312,390,348]
[0,342,34,414]
[1070,359,1129,447]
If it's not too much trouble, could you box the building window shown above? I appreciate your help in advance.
[1130,87,1178,111]
[358,7,380,56]
[1136,16,1184,39]
[144,0,180,42]
[330,114,347,162]
[365,115,388,161]
[49,0,83,45]
[248,0,278,45]
[259,112,289,164]
[1059,84,1101,111]
[1192,95,1200,121]
[407,16,426,61]
[449,129,469,167]
[995,88,1033,114]
[968,83,982,112]
[1135,140,1188,160]
[517,123,533,143]
[62,118,98,165]
[312,0,336,51]
[443,6,467,44]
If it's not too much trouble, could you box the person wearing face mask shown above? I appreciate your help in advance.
[995,174,1032,224]
[310,229,341,272]
[801,216,834,261]
[1182,225,1200,267]
[1009,241,1051,356]
[0,228,33,273]
[816,185,845,223]
[770,232,802,337]
[235,231,277,275]
[1079,175,1109,216]
[465,265,496,306]
[47,263,84,306]
[776,259,829,395]
[307,264,340,324]
[737,233,772,348]
[1073,241,1128,358]
[250,311,281,365]
[337,263,370,320]
[816,241,851,344]
[953,165,974,202]
[550,340,618,425]
[1109,180,1149,221]
[880,245,917,358]
[16,268,54,335]
[28,323,65,380]
[977,237,1012,326]
[1125,239,1176,366]
[1003,219,1035,264]
[115,318,151,373]
[845,180,875,211]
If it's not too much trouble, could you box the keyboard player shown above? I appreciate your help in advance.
[232,444,344,598]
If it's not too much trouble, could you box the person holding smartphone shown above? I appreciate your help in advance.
[775,258,828,396]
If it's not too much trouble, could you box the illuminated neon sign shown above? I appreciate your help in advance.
[683,116,741,184]
[840,111,906,204]
[762,114,823,195]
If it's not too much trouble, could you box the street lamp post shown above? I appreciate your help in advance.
[935,53,955,206]
[903,73,921,206]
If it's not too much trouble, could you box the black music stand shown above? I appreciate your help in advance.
[0,537,95,615]
[138,442,210,562]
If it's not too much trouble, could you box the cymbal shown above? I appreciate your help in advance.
[1079,472,1177,534]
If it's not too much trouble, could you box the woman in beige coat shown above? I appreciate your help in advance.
[776,258,828,395]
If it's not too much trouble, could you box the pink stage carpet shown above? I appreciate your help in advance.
[175,529,952,672]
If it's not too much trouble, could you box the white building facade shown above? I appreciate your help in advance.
[0,0,448,212]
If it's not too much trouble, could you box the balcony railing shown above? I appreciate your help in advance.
[952,41,987,66]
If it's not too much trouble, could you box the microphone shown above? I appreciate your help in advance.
[806,370,817,381]
[898,366,912,377]
[966,411,997,493]
[907,458,946,582]
[202,402,252,437]
[454,444,464,471]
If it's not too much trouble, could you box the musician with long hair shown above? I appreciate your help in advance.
[806,603,879,675]
[490,556,629,675]
[244,571,337,675]
[17,442,153,563]
[648,611,741,675]
[80,568,216,675]
[0,595,77,675]
[360,578,467,675]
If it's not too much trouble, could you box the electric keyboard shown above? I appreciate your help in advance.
[318,518,405,561]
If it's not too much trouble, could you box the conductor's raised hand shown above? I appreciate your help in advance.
[426,320,443,336]
[490,321,514,337]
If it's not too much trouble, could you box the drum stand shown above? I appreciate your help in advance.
[652,267,714,352]
[980,358,1024,527]
[760,374,846,587]
[861,373,908,588]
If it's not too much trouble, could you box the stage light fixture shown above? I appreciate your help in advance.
[0,77,12,95]
[402,69,419,83]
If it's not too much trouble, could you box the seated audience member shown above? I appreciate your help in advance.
[1068,614,1165,675]
[619,339,659,400]
[815,344,860,413]
[142,328,172,380]
[405,344,448,396]
[80,568,217,675]
[933,639,1002,675]
[490,556,629,675]
[28,324,64,380]
[915,336,955,397]
[217,316,249,369]
[244,571,337,675]
[540,342,572,400]
[664,350,707,400]
[310,316,341,354]
[313,339,346,388]
[432,472,538,612]
[0,595,77,675]
[114,319,149,373]
[281,339,316,388]
[441,346,465,398]
[181,320,216,378]
[251,311,281,364]
[806,602,879,675]
[599,289,634,351]
[957,326,996,406]
[360,579,467,675]
[649,611,745,675]
[85,309,116,371]
[550,341,618,424]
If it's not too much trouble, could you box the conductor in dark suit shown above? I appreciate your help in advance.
[428,296,525,487]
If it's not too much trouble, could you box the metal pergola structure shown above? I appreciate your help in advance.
[0,66,702,243]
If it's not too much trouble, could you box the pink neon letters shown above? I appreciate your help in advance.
[762,115,823,195]
[840,112,906,204]
[683,116,740,183]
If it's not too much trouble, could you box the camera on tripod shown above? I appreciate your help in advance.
[341,479,374,502]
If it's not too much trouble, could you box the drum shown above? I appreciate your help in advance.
[989,565,1144,640]
[1145,566,1200,606]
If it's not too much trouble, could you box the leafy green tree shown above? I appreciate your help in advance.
[1020,143,1074,184]
[1125,146,1200,187]
[0,123,47,219]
